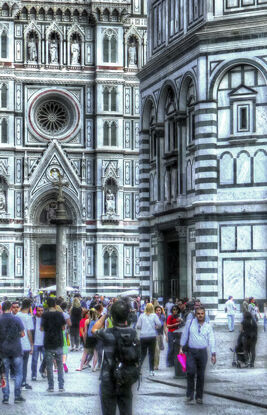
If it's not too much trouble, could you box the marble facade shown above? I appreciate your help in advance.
[138,0,267,316]
[0,1,148,298]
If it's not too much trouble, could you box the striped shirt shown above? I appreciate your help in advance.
[180,318,216,355]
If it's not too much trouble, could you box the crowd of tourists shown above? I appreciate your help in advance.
[0,292,266,413]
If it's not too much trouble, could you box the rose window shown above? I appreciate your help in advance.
[36,101,68,133]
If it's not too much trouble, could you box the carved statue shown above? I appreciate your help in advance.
[49,39,58,64]
[128,42,137,65]
[46,202,57,224]
[28,37,37,62]
[0,187,6,212]
[71,41,80,65]
[105,189,115,214]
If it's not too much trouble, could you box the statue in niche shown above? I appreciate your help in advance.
[105,189,115,214]
[0,186,6,212]
[28,37,37,62]
[128,41,137,66]
[71,41,80,65]
[49,39,58,64]
[45,202,57,224]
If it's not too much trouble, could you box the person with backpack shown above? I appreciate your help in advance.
[92,300,140,415]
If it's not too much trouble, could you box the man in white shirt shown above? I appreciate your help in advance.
[31,305,46,381]
[225,296,236,332]
[179,307,216,404]
[17,299,34,390]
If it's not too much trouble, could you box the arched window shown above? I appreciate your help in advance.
[104,251,109,276]
[103,248,118,277]
[103,122,109,145]
[103,32,117,63]
[1,32,7,59]
[0,248,8,277]
[220,153,234,185]
[111,89,116,111]
[111,122,117,146]
[110,37,117,63]
[1,84,7,108]
[103,89,109,111]
[1,118,7,143]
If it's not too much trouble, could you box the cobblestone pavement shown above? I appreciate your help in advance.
[0,324,266,415]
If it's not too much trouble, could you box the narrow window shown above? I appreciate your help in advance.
[110,37,117,63]
[1,32,7,58]
[103,37,109,62]
[111,252,117,276]
[104,252,109,276]
[103,89,109,111]
[111,89,116,111]
[111,123,116,146]
[104,123,109,145]
[1,84,7,107]
[1,118,7,143]
[240,107,248,130]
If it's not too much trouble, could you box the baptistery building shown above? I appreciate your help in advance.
[139,0,267,317]
[0,0,147,297]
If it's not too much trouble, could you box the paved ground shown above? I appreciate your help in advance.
[0,324,266,415]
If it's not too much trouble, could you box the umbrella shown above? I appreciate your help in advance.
[41,285,77,292]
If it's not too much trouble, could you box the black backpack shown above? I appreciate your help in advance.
[112,328,141,388]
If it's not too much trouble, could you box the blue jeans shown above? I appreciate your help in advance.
[31,345,46,378]
[227,315,235,331]
[22,350,30,385]
[167,332,175,367]
[45,348,64,389]
[264,316,267,332]
[2,356,23,400]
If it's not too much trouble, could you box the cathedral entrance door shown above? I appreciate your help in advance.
[39,244,56,288]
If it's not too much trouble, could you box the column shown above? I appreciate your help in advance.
[56,224,67,298]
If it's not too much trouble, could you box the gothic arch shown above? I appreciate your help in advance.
[141,95,156,130]
[179,72,197,111]
[209,58,267,101]
[157,80,177,123]
[29,190,81,226]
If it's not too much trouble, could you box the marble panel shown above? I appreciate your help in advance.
[220,153,234,184]
[221,226,235,251]
[236,152,251,184]
[254,150,267,183]
[245,260,266,299]
[223,260,244,298]
[237,225,251,250]
[253,225,267,250]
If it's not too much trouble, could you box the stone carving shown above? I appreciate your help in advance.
[0,186,6,212]
[71,41,80,65]
[49,39,58,64]
[105,189,115,214]
[28,37,37,62]
[128,41,137,65]
[45,202,57,224]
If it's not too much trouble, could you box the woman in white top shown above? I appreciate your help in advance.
[136,303,161,376]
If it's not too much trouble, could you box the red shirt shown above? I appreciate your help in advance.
[167,314,180,332]
[79,317,87,337]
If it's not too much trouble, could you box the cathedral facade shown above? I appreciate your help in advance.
[139,0,267,317]
[0,0,147,298]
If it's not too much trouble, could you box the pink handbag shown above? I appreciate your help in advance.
[177,353,187,372]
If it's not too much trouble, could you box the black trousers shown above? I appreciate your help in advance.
[186,348,208,400]
[140,337,156,371]
[100,381,132,415]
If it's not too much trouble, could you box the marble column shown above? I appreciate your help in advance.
[55,224,67,298]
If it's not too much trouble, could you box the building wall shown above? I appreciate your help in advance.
[139,0,267,316]
[0,0,147,298]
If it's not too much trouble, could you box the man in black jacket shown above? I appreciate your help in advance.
[92,300,140,415]
[0,301,25,404]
